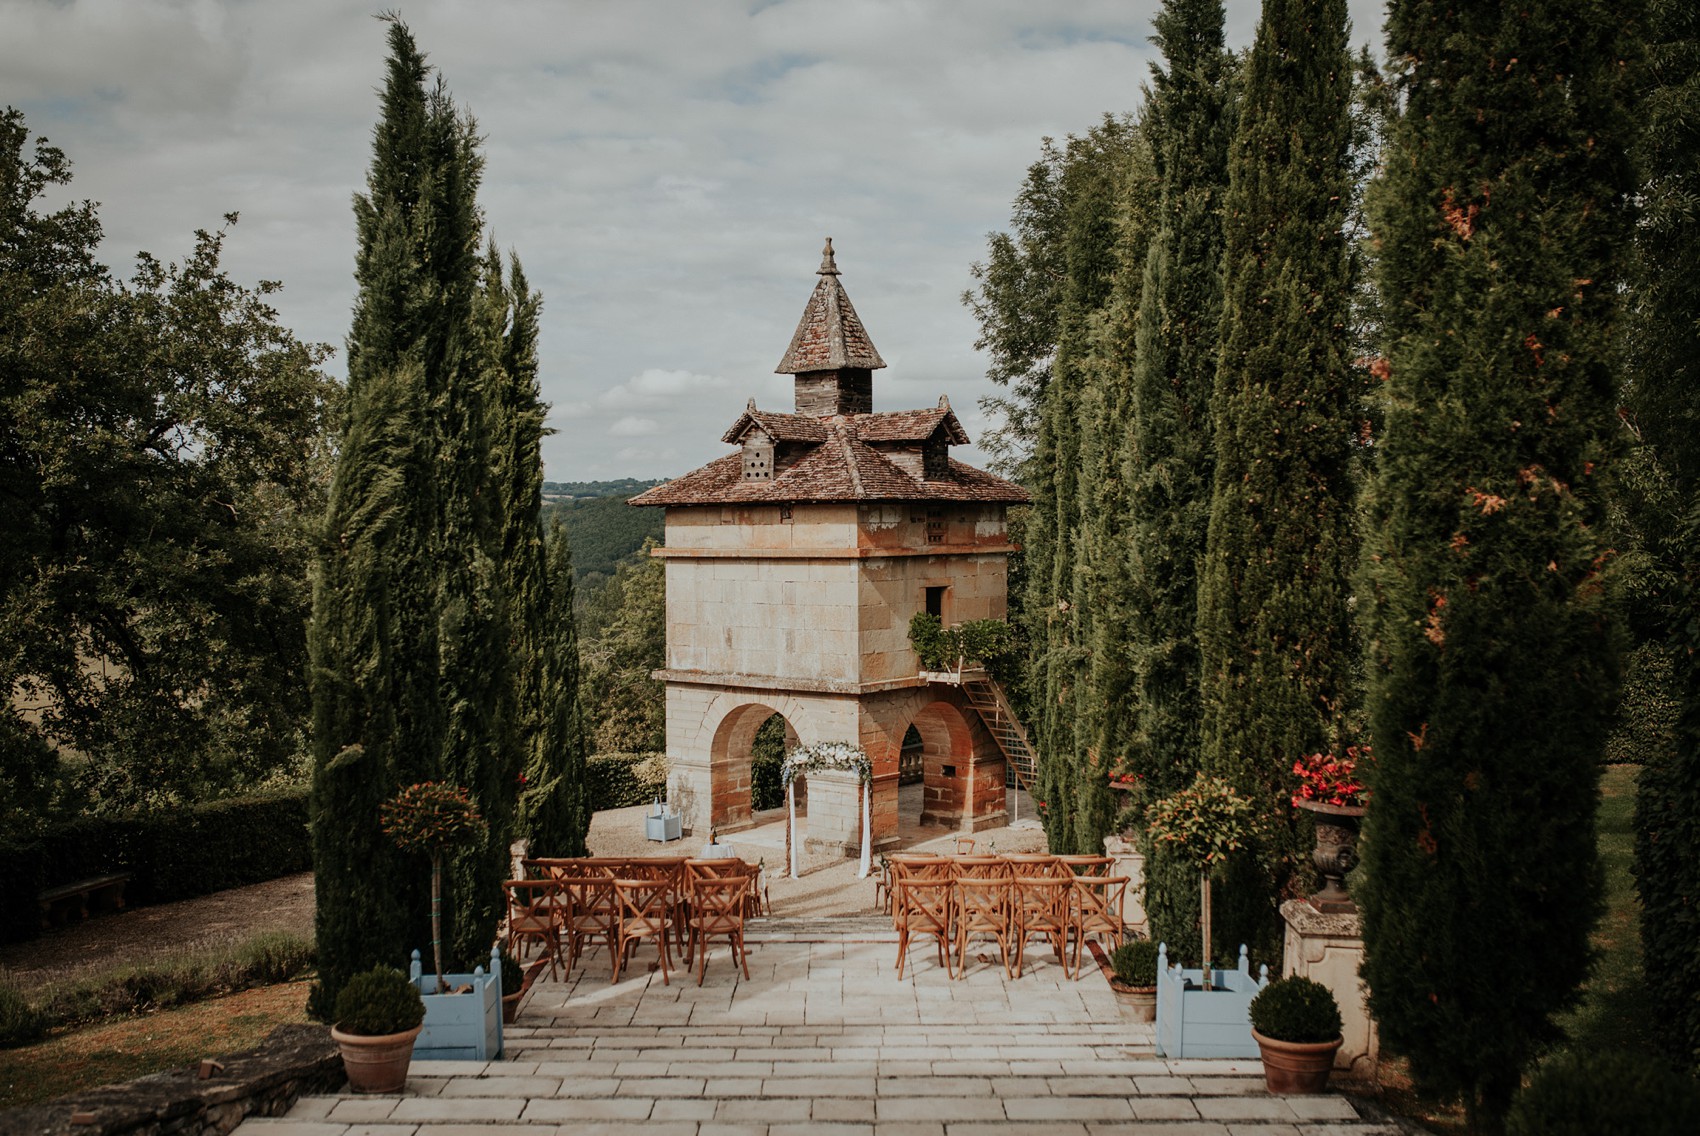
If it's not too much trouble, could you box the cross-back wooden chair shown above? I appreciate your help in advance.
[1058,854,1113,877]
[894,875,955,980]
[503,878,564,981]
[953,836,977,855]
[1003,853,1066,879]
[885,854,949,926]
[953,875,1012,979]
[1070,874,1129,978]
[952,855,1010,878]
[687,873,751,985]
[559,874,618,976]
[612,877,673,986]
[1010,874,1071,979]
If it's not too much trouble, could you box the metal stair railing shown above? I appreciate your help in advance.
[918,658,1039,821]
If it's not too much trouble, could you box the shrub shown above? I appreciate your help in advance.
[1248,976,1342,1044]
[0,789,311,944]
[1108,939,1159,987]
[584,752,668,811]
[906,614,1019,677]
[0,985,46,1048]
[498,948,524,997]
[332,966,425,1036]
[1506,1051,1700,1136]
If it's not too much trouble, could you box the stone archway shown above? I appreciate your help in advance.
[706,701,800,834]
[904,700,978,830]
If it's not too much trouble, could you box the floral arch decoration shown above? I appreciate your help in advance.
[780,741,873,879]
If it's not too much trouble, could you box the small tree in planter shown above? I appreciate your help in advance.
[1144,773,1255,988]
[381,782,487,993]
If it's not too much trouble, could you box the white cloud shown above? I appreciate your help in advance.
[5,0,1389,480]
[608,416,663,438]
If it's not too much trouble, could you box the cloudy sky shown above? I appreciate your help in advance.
[6,0,1385,482]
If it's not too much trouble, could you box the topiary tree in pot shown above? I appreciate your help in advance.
[1144,772,1255,987]
[330,965,426,1093]
[381,782,488,993]
[1247,976,1343,1094]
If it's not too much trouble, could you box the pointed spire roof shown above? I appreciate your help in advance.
[775,238,886,374]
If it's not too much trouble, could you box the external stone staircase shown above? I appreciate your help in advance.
[246,919,1402,1136]
[921,667,1038,793]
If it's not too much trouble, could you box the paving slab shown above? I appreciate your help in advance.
[235,917,1395,1136]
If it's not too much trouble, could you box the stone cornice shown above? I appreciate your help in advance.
[652,668,931,695]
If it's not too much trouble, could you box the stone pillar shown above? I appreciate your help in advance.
[1102,835,1148,939]
[802,768,864,857]
[668,758,711,839]
[1280,899,1378,1077]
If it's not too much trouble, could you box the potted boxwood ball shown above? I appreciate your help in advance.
[1247,976,1343,1094]
[1107,939,1160,1022]
[330,965,426,1093]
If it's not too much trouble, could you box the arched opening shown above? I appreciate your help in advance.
[898,702,975,838]
[749,711,801,820]
[707,702,801,835]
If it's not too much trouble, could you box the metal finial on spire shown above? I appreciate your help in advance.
[748,397,758,412]
[818,237,839,276]
[938,394,951,410]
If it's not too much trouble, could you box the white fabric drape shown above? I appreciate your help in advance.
[786,781,798,878]
[857,780,872,878]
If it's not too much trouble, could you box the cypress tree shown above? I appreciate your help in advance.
[310,19,532,1013]
[1024,119,1142,852]
[1630,0,1700,1075]
[1117,0,1236,959]
[1356,1,1640,1126]
[1194,0,1359,960]
[525,517,591,855]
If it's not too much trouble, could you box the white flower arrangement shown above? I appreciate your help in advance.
[780,740,872,788]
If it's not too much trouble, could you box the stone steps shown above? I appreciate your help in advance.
[244,928,1401,1135]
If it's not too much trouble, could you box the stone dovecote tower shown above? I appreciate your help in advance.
[631,241,1030,856]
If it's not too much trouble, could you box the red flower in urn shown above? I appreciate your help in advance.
[1290,746,1372,809]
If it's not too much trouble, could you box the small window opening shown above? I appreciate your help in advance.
[925,586,947,619]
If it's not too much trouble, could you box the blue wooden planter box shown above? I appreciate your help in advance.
[410,946,503,1061]
[645,808,682,842]
[1154,943,1268,1059]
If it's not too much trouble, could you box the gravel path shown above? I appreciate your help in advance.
[0,788,1045,987]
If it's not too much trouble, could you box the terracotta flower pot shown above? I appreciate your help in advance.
[331,1023,422,1094]
[1251,1028,1343,1094]
[1108,979,1158,1022]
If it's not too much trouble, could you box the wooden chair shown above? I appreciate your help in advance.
[503,878,564,981]
[1003,853,1066,878]
[1058,854,1113,877]
[560,875,618,976]
[953,836,977,855]
[886,854,949,927]
[687,874,751,985]
[894,876,955,980]
[953,875,1012,978]
[612,877,673,986]
[1010,875,1071,978]
[1070,874,1129,978]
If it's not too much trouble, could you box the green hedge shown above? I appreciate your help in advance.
[584,752,668,812]
[0,790,310,944]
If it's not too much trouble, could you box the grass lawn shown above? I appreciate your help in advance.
[0,980,312,1110]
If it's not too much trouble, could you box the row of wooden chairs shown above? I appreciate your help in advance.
[885,853,1128,980]
[503,856,761,987]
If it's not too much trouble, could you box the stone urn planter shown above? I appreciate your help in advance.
[1295,799,1365,914]
[1251,1029,1344,1094]
[331,1023,422,1094]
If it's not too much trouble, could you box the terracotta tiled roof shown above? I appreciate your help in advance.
[720,406,830,445]
[856,407,970,446]
[775,240,886,374]
[629,416,1028,507]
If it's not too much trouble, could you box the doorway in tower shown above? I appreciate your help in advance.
[749,711,802,824]
[896,701,977,840]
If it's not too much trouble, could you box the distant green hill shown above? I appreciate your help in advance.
[544,491,664,581]
[543,477,661,500]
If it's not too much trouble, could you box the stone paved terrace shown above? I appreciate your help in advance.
[241,918,1400,1136]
